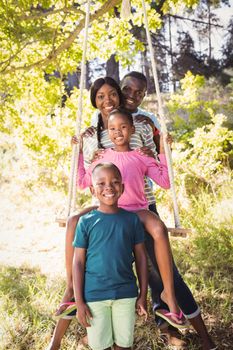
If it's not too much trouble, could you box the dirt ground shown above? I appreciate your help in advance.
[0,182,67,277]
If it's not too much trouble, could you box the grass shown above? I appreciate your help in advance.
[0,197,232,350]
[0,138,232,349]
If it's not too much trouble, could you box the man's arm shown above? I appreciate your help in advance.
[73,247,92,327]
[134,242,148,320]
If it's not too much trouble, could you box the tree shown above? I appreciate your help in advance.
[221,18,233,70]
[0,0,207,188]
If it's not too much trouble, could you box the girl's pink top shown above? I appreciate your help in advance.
[77,149,170,211]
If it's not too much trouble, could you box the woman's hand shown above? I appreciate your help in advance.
[136,146,155,158]
[82,126,96,137]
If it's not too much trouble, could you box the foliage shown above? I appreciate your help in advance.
[174,111,233,190]
[1,85,94,190]
[167,71,233,142]
[0,0,203,133]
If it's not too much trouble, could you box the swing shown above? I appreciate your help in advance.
[56,0,191,237]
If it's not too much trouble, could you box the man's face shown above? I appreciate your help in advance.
[121,76,147,112]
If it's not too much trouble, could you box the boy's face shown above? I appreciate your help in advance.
[91,167,124,207]
[121,76,147,112]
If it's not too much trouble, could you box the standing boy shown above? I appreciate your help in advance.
[73,162,148,350]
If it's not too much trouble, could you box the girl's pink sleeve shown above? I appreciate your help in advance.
[144,154,170,189]
[77,153,92,189]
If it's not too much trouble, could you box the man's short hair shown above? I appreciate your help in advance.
[122,71,147,89]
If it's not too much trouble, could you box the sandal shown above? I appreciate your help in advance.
[155,309,189,329]
[55,301,77,319]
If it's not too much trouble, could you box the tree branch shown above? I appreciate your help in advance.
[169,14,223,28]
[1,0,121,75]
[19,6,85,20]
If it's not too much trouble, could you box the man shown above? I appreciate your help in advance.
[120,71,216,350]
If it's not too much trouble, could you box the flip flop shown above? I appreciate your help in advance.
[55,301,77,319]
[155,309,189,329]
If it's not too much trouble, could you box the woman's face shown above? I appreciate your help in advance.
[95,84,120,120]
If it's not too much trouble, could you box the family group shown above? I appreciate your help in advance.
[47,72,217,350]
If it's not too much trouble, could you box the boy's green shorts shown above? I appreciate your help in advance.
[86,297,137,350]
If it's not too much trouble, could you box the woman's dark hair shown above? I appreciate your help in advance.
[108,107,134,126]
[90,77,124,108]
[90,77,124,149]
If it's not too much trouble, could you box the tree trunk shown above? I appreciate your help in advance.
[106,54,120,83]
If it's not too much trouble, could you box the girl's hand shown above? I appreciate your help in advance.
[136,146,154,158]
[166,133,173,146]
[91,149,105,163]
[136,296,148,321]
[159,133,173,154]
[134,115,155,132]
[71,134,83,152]
[77,301,93,328]
[71,135,79,145]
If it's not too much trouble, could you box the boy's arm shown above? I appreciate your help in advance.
[134,242,148,320]
[73,247,92,327]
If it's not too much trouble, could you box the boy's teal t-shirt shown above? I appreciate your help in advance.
[73,208,145,302]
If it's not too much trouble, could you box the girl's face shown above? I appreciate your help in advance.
[95,84,120,119]
[108,113,135,147]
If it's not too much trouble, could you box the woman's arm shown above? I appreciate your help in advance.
[134,242,148,319]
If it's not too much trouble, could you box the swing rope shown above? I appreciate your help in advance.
[57,0,189,235]
[141,0,190,236]
[66,0,91,218]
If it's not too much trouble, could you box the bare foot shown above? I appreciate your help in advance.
[55,287,74,316]
[202,339,217,350]
[77,335,88,349]
[45,340,61,350]
[161,328,187,348]
[80,335,88,346]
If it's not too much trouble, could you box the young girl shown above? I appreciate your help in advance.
[77,107,186,328]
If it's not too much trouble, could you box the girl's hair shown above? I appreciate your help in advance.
[108,107,134,126]
[90,77,124,149]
